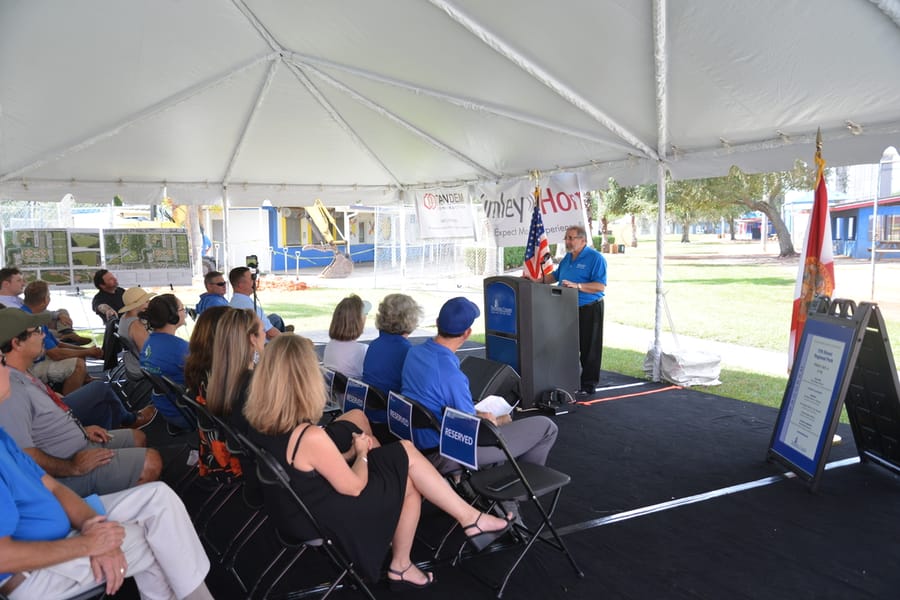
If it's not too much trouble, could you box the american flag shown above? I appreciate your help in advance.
[523,205,553,279]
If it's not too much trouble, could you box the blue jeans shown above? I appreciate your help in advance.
[64,381,134,429]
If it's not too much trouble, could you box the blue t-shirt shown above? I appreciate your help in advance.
[552,245,608,306]
[362,332,412,396]
[401,339,474,450]
[20,305,58,364]
[140,332,190,428]
[0,427,71,579]
[196,292,229,316]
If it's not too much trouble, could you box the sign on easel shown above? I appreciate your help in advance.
[768,299,869,491]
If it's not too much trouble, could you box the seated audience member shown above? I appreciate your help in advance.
[228,266,291,338]
[323,294,371,378]
[139,294,191,430]
[0,267,88,345]
[0,268,28,311]
[362,293,423,396]
[205,308,263,424]
[23,281,101,395]
[91,269,126,323]
[402,297,558,467]
[0,309,161,496]
[196,270,230,316]
[0,356,214,600]
[245,335,512,588]
[184,305,239,478]
[184,305,233,399]
[116,287,154,380]
[2,306,153,430]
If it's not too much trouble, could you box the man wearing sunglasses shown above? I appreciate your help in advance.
[0,309,161,497]
[0,347,214,599]
[195,270,229,316]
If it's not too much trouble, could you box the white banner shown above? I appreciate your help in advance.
[413,188,476,239]
[478,173,588,247]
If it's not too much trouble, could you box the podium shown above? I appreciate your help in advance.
[483,276,580,408]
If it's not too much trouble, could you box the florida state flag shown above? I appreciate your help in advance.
[788,133,835,370]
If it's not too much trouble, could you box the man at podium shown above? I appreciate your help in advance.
[526,225,607,394]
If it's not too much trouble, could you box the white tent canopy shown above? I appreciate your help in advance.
[3,0,900,207]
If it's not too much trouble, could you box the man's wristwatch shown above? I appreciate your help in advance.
[577,283,582,290]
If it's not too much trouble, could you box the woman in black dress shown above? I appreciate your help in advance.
[244,335,511,590]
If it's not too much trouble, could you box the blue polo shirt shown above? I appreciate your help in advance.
[0,427,70,579]
[553,245,608,306]
[401,339,474,450]
[362,331,412,396]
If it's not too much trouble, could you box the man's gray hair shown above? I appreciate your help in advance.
[567,225,587,239]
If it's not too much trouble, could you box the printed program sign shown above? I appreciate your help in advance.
[779,334,845,460]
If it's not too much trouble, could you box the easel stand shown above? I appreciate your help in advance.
[768,299,900,491]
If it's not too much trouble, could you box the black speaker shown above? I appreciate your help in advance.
[460,356,521,405]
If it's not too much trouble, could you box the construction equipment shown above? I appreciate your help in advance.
[304,199,352,278]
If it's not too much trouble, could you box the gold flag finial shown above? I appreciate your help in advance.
[815,128,825,181]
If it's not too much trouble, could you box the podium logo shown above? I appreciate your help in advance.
[490,296,513,316]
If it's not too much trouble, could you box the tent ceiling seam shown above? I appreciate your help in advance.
[231,0,283,52]
[869,0,900,29]
[297,59,501,180]
[223,58,280,184]
[288,52,639,154]
[0,52,277,183]
[284,61,406,189]
[428,0,658,161]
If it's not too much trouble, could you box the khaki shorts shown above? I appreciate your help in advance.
[56,430,146,496]
[30,357,79,383]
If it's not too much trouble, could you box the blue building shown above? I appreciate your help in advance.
[831,196,900,259]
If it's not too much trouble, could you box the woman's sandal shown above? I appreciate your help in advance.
[387,563,435,591]
[463,512,512,552]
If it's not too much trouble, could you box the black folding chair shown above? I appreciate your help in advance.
[442,411,583,598]
[344,378,393,445]
[172,390,271,580]
[100,316,122,372]
[321,367,347,421]
[236,432,377,600]
[111,329,152,411]
[139,368,197,433]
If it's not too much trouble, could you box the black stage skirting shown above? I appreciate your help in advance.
[145,360,899,600]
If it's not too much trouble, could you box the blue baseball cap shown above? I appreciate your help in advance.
[437,297,480,335]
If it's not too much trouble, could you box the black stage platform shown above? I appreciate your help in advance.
[144,352,899,600]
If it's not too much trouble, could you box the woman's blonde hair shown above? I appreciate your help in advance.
[244,334,325,435]
[205,308,259,417]
[328,294,366,341]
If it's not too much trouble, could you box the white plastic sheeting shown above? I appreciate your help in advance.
[3,0,900,206]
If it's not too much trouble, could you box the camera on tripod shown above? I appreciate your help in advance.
[246,254,259,279]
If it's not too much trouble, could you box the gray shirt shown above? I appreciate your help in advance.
[0,367,88,457]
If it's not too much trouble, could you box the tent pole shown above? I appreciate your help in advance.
[650,0,668,382]
[652,162,667,382]
[222,185,231,276]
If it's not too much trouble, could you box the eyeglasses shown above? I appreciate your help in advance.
[212,281,226,287]
[16,328,44,342]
